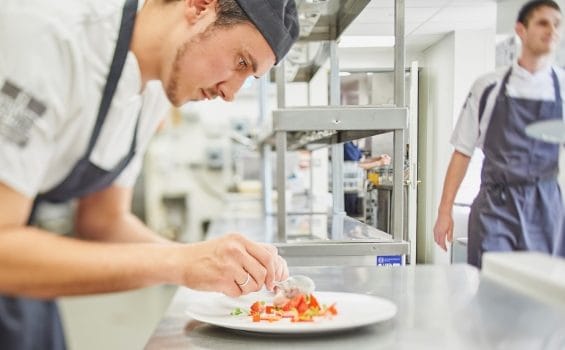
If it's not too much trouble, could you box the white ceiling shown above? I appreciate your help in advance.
[342,0,498,52]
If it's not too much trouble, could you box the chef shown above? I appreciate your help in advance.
[0,0,299,348]
[433,0,565,267]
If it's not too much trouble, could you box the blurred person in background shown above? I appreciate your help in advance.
[433,0,564,267]
[343,141,391,217]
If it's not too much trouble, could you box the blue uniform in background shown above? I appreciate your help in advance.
[344,142,363,217]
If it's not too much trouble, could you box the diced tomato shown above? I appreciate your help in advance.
[240,292,337,323]
[250,301,263,313]
[308,294,320,309]
[282,294,301,311]
[327,303,338,316]
[296,299,308,314]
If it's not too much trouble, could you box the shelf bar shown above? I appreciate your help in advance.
[329,40,344,218]
[276,62,288,241]
[392,0,406,243]
[274,107,408,131]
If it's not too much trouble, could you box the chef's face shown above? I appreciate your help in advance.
[516,5,562,56]
[164,22,275,106]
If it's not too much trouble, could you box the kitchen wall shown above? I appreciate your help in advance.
[418,28,496,265]
[418,32,455,265]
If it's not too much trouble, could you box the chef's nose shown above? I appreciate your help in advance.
[218,75,247,102]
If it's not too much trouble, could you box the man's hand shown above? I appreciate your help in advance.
[433,151,471,253]
[359,154,392,170]
[433,212,453,251]
[178,234,288,297]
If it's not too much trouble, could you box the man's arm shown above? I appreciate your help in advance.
[359,154,391,170]
[75,185,170,243]
[0,183,287,299]
[433,150,471,251]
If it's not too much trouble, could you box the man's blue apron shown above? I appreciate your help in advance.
[468,67,565,268]
[0,0,139,348]
[343,142,363,217]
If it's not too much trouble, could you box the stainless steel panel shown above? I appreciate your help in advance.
[276,241,410,257]
[296,0,371,41]
[273,107,408,131]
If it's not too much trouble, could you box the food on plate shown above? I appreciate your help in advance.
[231,293,338,323]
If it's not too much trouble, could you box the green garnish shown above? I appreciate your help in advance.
[230,307,244,316]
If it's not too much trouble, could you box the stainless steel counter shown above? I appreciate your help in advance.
[144,265,565,349]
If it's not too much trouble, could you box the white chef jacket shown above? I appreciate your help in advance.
[451,60,565,157]
[0,0,170,198]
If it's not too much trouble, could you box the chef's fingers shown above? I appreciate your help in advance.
[259,243,287,282]
[233,250,265,294]
[246,242,277,291]
[274,255,289,282]
[234,269,259,294]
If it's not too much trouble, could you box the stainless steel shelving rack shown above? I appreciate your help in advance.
[258,0,411,264]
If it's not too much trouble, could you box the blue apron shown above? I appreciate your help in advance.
[0,0,139,348]
[468,67,565,268]
[343,142,363,217]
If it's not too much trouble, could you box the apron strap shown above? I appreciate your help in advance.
[550,68,561,104]
[86,0,139,155]
[27,0,139,223]
[496,67,512,101]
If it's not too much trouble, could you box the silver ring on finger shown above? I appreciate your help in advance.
[236,273,251,287]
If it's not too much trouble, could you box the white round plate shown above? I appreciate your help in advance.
[185,290,397,334]
[525,120,565,143]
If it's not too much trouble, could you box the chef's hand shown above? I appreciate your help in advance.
[260,242,289,282]
[433,212,453,251]
[178,233,287,297]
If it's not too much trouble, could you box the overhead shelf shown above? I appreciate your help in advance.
[296,0,371,41]
[271,42,330,83]
[275,0,371,83]
[259,106,409,151]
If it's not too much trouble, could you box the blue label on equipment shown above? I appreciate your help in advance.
[376,255,402,266]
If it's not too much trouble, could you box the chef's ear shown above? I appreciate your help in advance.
[185,0,217,24]
[515,21,526,40]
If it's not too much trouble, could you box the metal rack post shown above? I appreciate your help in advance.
[259,75,273,216]
[276,62,287,242]
[392,0,406,243]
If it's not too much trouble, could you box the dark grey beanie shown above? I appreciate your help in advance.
[235,0,300,64]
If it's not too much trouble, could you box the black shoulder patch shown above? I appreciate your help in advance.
[0,80,47,147]
[478,83,496,123]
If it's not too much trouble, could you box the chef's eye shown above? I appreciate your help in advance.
[238,57,249,70]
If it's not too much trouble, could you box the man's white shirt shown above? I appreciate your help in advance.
[451,60,565,157]
[0,0,170,198]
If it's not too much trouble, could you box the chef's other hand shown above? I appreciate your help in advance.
[178,233,286,297]
[433,212,453,252]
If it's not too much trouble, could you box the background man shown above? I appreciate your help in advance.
[433,0,564,267]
